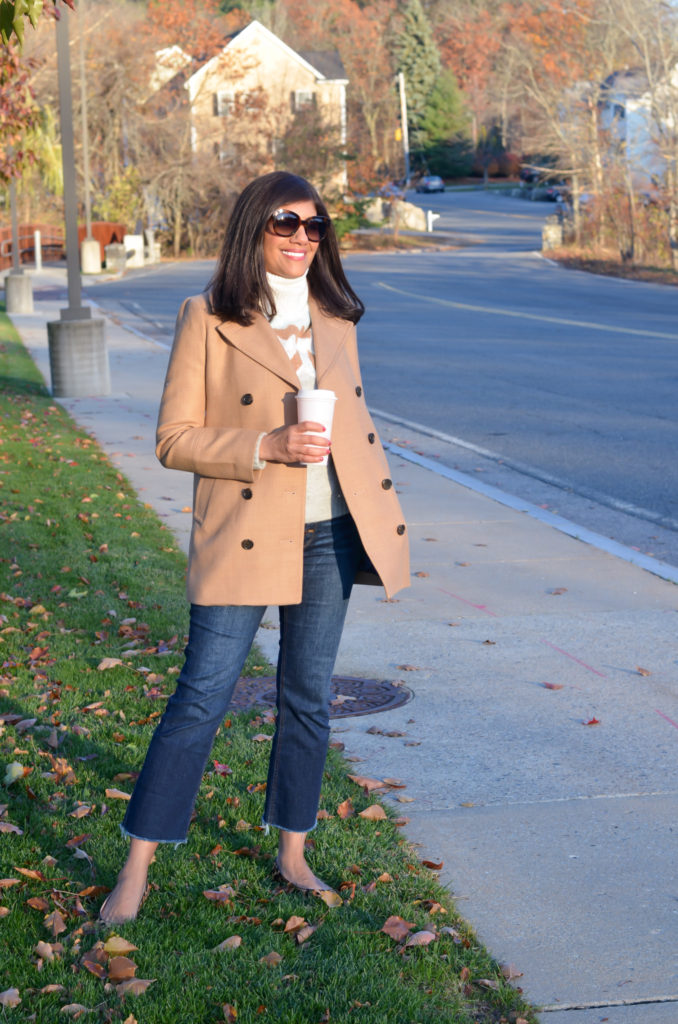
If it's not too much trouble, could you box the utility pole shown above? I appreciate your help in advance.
[47,0,109,396]
[78,0,101,273]
[398,72,411,186]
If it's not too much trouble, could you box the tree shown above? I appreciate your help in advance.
[391,0,441,151]
[0,43,41,182]
[419,68,473,178]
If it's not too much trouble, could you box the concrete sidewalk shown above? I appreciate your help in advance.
[8,269,678,1024]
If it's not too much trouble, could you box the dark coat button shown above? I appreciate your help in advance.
[241,393,253,405]
[368,432,375,444]
[396,524,406,535]
[241,488,253,500]
[381,478,393,490]
[355,385,362,397]
[241,539,254,549]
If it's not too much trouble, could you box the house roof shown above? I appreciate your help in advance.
[185,20,348,99]
[602,68,650,100]
[298,50,347,82]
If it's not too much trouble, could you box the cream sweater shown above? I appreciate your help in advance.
[256,271,347,523]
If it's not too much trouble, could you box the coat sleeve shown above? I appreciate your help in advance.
[156,296,262,483]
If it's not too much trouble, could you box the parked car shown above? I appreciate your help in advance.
[415,175,445,193]
[377,181,406,200]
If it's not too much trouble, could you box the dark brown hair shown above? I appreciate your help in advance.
[207,171,364,325]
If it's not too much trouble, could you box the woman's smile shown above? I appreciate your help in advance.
[263,198,319,278]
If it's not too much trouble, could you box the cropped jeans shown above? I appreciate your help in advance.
[122,514,362,843]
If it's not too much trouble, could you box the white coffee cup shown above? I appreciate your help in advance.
[295,389,337,466]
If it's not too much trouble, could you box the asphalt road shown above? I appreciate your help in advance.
[82,189,678,567]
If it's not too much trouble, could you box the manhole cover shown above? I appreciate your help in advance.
[231,675,413,718]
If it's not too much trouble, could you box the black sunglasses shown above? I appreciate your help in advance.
[267,208,331,242]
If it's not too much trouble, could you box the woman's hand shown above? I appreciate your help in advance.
[259,421,330,464]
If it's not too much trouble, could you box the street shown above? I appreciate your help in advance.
[82,189,678,567]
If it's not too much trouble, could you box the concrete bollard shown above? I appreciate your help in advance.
[34,230,42,272]
[104,243,127,273]
[123,234,144,268]
[80,237,102,274]
[5,271,34,314]
[542,217,563,250]
[47,317,110,397]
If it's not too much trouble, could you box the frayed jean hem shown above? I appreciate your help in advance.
[119,823,186,849]
[261,815,318,837]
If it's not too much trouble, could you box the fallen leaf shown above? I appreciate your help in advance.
[40,984,66,994]
[97,658,123,671]
[213,761,233,776]
[583,717,600,726]
[382,778,406,788]
[500,962,524,981]
[636,666,651,676]
[0,988,21,1007]
[542,682,564,690]
[203,885,236,903]
[70,804,92,818]
[103,936,138,955]
[251,733,272,743]
[60,1004,91,1015]
[26,896,50,911]
[295,923,318,944]
[421,860,443,870]
[397,796,415,803]
[347,774,386,791]
[43,913,67,937]
[16,867,46,881]
[105,789,131,801]
[3,762,26,786]
[259,951,283,967]
[404,930,437,947]
[395,664,419,671]
[381,915,414,942]
[0,822,22,835]
[0,878,20,889]
[359,804,386,820]
[115,978,156,997]
[34,940,55,960]
[317,890,342,908]
[548,587,568,595]
[213,935,242,952]
[414,571,429,578]
[476,978,499,990]
[108,956,137,982]
[283,915,307,935]
[223,1004,238,1022]
[377,873,393,883]
[336,798,354,818]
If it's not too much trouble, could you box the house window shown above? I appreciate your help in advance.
[291,89,316,112]
[214,90,235,116]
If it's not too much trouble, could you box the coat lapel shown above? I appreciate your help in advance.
[215,313,301,389]
[310,298,352,385]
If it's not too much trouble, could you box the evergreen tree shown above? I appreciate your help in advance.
[420,68,474,179]
[392,0,441,149]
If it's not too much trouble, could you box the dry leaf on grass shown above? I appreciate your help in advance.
[251,734,272,743]
[115,978,155,997]
[295,924,318,945]
[97,658,123,671]
[404,930,437,947]
[108,956,137,982]
[336,798,354,818]
[103,936,138,955]
[104,789,131,801]
[475,978,499,990]
[381,915,414,942]
[223,1004,238,1022]
[0,822,22,835]
[347,774,386,791]
[259,951,283,967]
[0,988,21,1008]
[34,940,56,960]
[60,1005,92,1016]
[213,936,242,952]
[203,885,236,903]
[283,915,307,935]
[317,890,342,908]
[44,910,67,936]
[359,805,386,820]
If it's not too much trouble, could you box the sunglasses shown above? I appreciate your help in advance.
[267,208,331,242]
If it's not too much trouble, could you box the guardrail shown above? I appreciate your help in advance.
[0,226,65,271]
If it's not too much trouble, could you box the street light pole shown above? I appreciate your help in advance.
[78,0,101,273]
[47,0,109,396]
[398,72,411,186]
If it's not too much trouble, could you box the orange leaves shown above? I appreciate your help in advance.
[104,788,131,801]
[259,950,283,967]
[43,909,67,937]
[358,805,386,821]
[336,798,354,819]
[78,939,154,995]
[381,915,414,942]
[213,935,242,952]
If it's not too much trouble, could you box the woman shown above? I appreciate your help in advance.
[99,171,410,924]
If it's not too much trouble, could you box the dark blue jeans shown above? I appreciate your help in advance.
[122,514,362,842]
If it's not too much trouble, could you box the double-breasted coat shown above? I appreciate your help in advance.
[156,292,411,606]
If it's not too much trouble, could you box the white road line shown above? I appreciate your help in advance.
[379,437,678,585]
[375,280,678,340]
[372,406,678,532]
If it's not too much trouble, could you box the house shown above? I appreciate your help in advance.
[599,67,677,191]
[179,20,349,191]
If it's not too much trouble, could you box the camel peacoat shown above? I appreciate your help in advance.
[156,292,411,606]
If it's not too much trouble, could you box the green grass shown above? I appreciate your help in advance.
[0,309,536,1023]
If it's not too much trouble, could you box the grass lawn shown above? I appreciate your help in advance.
[0,308,536,1024]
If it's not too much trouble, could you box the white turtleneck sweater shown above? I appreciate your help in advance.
[254,271,348,523]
